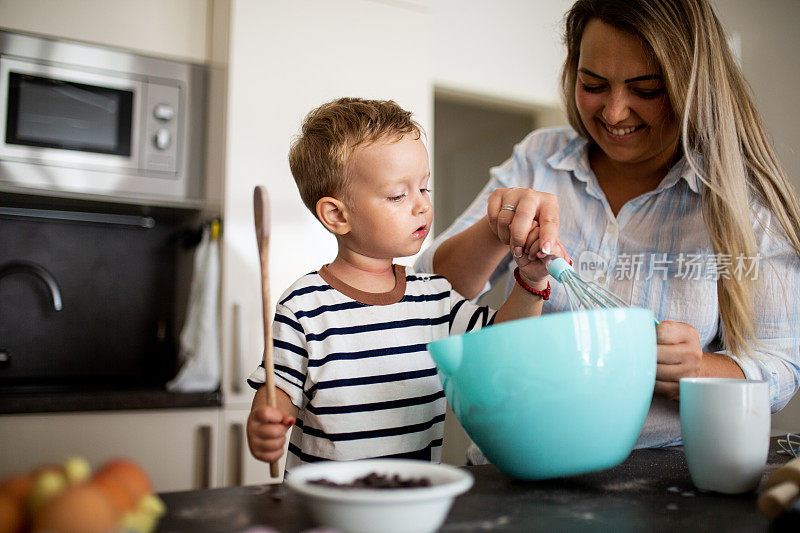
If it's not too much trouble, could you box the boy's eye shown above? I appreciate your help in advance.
[388,193,406,202]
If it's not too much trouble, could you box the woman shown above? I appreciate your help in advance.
[417,0,800,454]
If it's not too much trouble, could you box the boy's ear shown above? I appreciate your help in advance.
[316,197,351,235]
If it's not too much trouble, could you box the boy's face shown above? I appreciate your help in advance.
[343,133,432,259]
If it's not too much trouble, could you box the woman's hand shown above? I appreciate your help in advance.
[487,187,560,259]
[514,221,570,283]
[654,321,704,400]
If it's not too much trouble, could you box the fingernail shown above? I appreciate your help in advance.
[542,242,551,254]
[513,247,523,258]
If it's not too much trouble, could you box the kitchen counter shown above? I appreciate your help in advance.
[0,388,222,414]
[156,438,800,532]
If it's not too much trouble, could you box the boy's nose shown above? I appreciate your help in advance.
[414,199,431,215]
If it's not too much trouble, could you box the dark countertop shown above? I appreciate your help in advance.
[156,438,800,532]
[0,388,222,414]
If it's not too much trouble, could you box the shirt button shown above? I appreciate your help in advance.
[607,225,618,235]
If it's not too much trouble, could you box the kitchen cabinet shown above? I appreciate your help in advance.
[0,0,209,63]
[0,409,221,493]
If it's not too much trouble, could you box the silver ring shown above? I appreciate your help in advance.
[500,204,516,212]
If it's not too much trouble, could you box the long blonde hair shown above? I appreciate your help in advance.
[561,0,800,357]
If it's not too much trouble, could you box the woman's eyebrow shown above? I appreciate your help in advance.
[578,67,662,83]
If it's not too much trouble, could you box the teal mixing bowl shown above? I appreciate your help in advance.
[427,307,656,479]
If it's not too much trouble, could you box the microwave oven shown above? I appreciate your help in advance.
[0,30,206,207]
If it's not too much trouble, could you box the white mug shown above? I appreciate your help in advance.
[679,378,770,494]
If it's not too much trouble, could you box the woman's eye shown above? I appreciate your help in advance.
[579,82,605,93]
[388,194,406,202]
[420,188,431,194]
[634,88,664,99]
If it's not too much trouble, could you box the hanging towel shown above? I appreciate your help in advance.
[167,224,220,392]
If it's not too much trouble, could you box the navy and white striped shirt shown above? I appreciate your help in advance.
[248,264,496,471]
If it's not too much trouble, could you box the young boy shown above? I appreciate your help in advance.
[246,97,558,473]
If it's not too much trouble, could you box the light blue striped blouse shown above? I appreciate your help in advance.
[417,126,800,448]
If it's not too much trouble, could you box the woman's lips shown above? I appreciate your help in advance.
[598,119,645,138]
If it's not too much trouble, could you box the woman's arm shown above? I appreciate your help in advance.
[433,216,508,299]
[416,130,560,299]
[654,322,745,400]
[428,189,561,299]
[654,230,800,409]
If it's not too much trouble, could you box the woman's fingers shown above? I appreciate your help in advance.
[536,194,559,255]
[653,321,704,400]
[654,380,679,401]
[487,188,560,256]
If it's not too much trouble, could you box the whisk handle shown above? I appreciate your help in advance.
[547,257,574,282]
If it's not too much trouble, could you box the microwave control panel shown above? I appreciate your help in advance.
[143,82,180,175]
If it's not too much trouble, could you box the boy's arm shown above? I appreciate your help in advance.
[492,276,547,324]
[251,383,299,419]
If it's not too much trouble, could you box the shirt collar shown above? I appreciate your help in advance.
[546,135,702,195]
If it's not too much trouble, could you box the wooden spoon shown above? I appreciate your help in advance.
[254,185,280,479]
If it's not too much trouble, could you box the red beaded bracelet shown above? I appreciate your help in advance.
[513,267,550,300]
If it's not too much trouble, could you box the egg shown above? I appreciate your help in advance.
[28,470,68,515]
[92,475,135,516]
[92,459,153,503]
[0,493,25,533]
[0,473,34,503]
[33,483,118,533]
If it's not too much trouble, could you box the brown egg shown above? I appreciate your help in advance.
[0,473,34,503]
[32,483,118,533]
[0,493,25,533]
[92,475,135,516]
[93,459,153,503]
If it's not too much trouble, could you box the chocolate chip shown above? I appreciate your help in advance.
[307,472,431,489]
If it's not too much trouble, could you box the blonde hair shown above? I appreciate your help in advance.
[288,97,421,214]
[561,0,800,357]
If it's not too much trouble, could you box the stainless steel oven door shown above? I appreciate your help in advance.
[0,57,142,174]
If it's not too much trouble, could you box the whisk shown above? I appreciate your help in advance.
[547,257,645,316]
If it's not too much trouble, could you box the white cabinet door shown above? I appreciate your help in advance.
[0,409,221,493]
[217,407,288,487]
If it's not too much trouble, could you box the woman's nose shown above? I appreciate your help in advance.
[602,90,631,125]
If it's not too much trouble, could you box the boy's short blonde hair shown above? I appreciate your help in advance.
[289,97,422,214]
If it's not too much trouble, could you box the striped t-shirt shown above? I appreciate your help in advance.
[247,264,496,472]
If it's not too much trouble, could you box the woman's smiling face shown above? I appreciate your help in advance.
[575,19,679,168]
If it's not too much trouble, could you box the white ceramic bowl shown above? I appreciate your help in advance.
[284,459,473,533]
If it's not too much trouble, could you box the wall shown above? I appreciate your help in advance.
[0,0,209,63]
[432,0,574,107]
[714,0,800,193]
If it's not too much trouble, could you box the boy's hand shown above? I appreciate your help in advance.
[246,405,296,463]
[512,222,570,283]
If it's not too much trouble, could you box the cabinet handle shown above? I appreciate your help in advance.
[230,422,244,486]
[198,424,212,489]
[232,303,243,393]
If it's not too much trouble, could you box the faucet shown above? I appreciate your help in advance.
[0,260,63,311]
